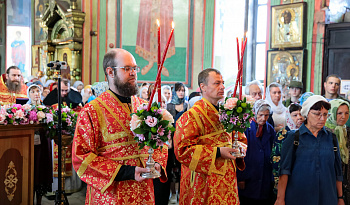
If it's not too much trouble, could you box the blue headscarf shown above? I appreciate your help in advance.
[170,85,185,105]
[298,92,314,106]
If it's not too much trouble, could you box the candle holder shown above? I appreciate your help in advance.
[231,132,246,157]
[141,147,161,179]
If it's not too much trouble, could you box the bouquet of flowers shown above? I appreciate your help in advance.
[1,104,35,125]
[45,105,78,139]
[219,96,255,133]
[130,102,175,150]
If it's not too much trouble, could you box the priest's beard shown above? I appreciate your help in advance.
[7,79,22,93]
[114,75,139,97]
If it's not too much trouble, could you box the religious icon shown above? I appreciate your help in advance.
[11,31,26,74]
[270,3,305,49]
[266,50,305,87]
[135,0,175,77]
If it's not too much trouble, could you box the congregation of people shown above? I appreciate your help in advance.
[2,49,350,205]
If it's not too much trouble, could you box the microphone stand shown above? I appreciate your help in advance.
[54,66,69,205]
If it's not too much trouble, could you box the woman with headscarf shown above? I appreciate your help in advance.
[72,80,84,94]
[298,92,314,106]
[325,99,350,204]
[161,85,172,104]
[140,86,149,101]
[27,84,43,105]
[266,82,287,132]
[237,99,275,205]
[27,84,53,205]
[271,103,304,195]
[276,95,344,205]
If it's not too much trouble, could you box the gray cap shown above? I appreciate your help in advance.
[289,81,303,89]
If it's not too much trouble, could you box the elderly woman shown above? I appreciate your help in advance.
[27,84,53,205]
[276,95,344,205]
[271,103,304,194]
[266,82,287,132]
[72,80,84,94]
[237,99,276,205]
[325,99,350,203]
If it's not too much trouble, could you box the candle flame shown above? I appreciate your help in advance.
[245,31,248,37]
[157,19,160,27]
[172,21,175,29]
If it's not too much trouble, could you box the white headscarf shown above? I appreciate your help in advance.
[265,82,286,115]
[26,84,41,105]
[285,104,298,130]
[253,99,271,119]
[300,95,329,118]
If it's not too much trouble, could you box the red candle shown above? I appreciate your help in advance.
[233,38,241,97]
[239,37,247,100]
[147,21,175,111]
[157,19,161,103]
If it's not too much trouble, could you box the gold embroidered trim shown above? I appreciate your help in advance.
[101,164,122,194]
[109,154,149,161]
[189,109,205,136]
[193,104,219,132]
[202,97,219,114]
[97,141,137,152]
[198,130,225,141]
[91,98,132,142]
[77,153,97,177]
[208,147,217,175]
[107,90,131,114]
[189,145,203,171]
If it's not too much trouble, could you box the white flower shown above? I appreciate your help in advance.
[130,114,142,131]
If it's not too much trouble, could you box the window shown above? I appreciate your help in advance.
[251,0,268,82]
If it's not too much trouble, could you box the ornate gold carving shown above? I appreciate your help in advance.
[4,161,18,201]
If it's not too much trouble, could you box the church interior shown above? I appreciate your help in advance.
[1,0,350,205]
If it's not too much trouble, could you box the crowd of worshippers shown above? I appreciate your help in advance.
[2,64,349,205]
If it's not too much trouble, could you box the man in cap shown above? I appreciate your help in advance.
[283,80,303,107]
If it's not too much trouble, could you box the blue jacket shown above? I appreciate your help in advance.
[237,121,276,200]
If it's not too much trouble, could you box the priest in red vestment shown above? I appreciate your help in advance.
[174,68,246,205]
[0,66,27,105]
[72,48,168,205]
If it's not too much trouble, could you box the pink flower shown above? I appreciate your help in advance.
[8,114,13,119]
[28,111,38,122]
[156,139,165,147]
[224,98,238,110]
[37,111,46,121]
[11,108,17,113]
[46,113,53,123]
[12,104,22,109]
[135,134,145,142]
[130,114,142,131]
[157,126,165,136]
[22,104,32,111]
[0,108,6,115]
[145,116,158,127]
[244,95,255,105]
[62,107,70,113]
[160,109,174,124]
[14,110,25,119]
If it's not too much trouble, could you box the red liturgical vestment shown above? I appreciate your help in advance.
[174,98,246,205]
[73,90,168,204]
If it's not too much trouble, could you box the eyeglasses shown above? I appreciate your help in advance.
[111,66,140,73]
[310,111,331,119]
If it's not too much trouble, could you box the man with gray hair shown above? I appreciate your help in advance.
[245,80,263,101]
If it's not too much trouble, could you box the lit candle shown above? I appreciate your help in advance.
[148,21,175,111]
